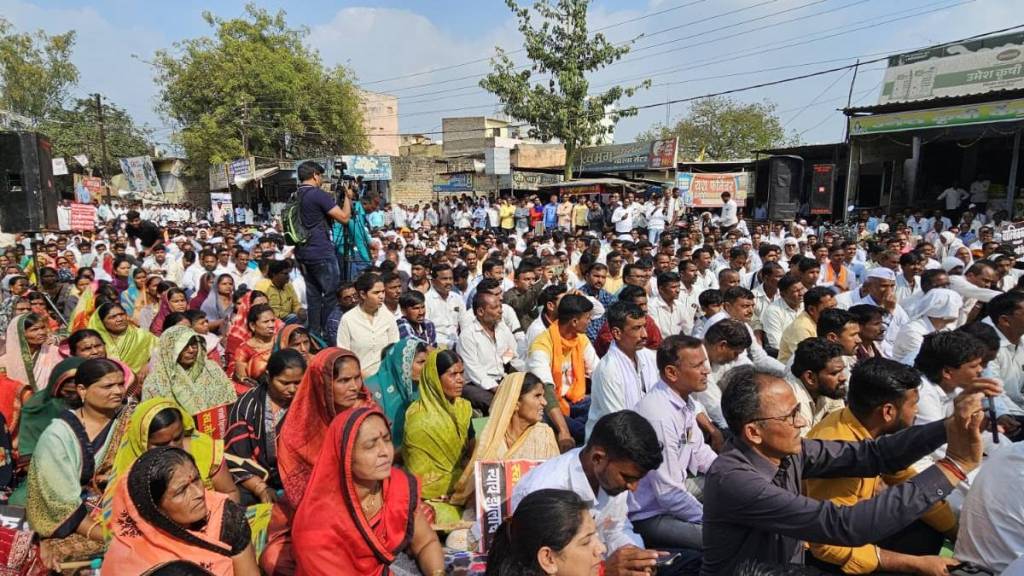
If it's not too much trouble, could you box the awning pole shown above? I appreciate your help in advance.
[1008,128,1022,219]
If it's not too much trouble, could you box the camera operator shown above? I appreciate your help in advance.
[294,160,351,342]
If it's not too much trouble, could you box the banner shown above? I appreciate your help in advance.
[194,404,230,440]
[70,203,96,231]
[676,172,750,207]
[498,170,563,191]
[879,31,1024,104]
[434,173,475,193]
[209,163,230,191]
[341,155,392,181]
[578,137,678,172]
[228,157,255,180]
[82,176,104,197]
[51,158,68,176]
[474,459,542,553]
[73,154,89,167]
[118,155,163,194]
[849,97,1024,136]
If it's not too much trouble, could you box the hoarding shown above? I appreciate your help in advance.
[676,172,750,207]
[578,137,678,172]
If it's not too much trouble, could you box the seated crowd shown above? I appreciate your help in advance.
[0,191,1022,576]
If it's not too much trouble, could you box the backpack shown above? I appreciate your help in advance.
[282,187,310,246]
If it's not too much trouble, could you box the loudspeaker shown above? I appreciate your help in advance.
[809,163,836,215]
[0,131,58,232]
[768,155,803,222]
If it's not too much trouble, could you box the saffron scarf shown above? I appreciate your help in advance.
[291,408,419,576]
[531,321,587,415]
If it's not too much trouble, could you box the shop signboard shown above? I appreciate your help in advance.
[879,32,1024,105]
[209,163,230,191]
[434,173,474,193]
[849,97,1024,136]
[676,172,750,207]
[577,137,678,172]
[341,155,392,181]
[499,171,563,190]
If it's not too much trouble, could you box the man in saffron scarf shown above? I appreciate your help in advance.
[527,294,598,451]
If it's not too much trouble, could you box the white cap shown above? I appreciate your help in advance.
[866,267,896,281]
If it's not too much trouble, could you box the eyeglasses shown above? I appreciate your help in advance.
[748,405,802,427]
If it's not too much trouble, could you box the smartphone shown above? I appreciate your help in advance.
[655,552,681,567]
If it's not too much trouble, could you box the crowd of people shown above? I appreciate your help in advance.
[0,158,1020,575]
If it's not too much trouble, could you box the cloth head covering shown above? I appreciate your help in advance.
[402,349,472,512]
[277,347,372,507]
[110,397,221,482]
[866,267,896,281]
[291,407,419,575]
[103,447,238,575]
[0,295,23,353]
[149,292,175,336]
[87,307,158,374]
[905,287,963,322]
[270,324,322,356]
[364,338,422,448]
[142,325,235,415]
[451,373,558,506]
[224,291,256,368]
[17,356,84,458]
[0,313,63,393]
[941,257,965,273]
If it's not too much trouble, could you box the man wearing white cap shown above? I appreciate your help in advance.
[841,267,909,354]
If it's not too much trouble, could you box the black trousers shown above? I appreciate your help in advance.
[807,519,944,575]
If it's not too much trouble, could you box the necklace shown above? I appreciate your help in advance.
[362,484,384,517]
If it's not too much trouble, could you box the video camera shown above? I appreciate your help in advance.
[330,159,348,188]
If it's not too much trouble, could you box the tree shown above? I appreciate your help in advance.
[0,18,79,121]
[39,97,152,169]
[639,96,796,161]
[481,0,649,179]
[153,4,367,170]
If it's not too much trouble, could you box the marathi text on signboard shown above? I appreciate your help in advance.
[70,203,96,231]
[879,31,1024,105]
[578,138,678,172]
[341,155,392,181]
[434,173,475,193]
[474,459,542,554]
[1002,221,1024,258]
[498,171,563,191]
[676,172,750,207]
[849,97,1024,136]
[194,404,230,440]
[118,155,163,194]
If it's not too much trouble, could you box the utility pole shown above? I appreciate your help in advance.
[94,93,111,203]
[842,60,860,142]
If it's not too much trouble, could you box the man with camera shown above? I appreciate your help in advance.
[293,160,351,342]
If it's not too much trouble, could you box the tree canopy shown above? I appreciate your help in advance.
[0,17,79,121]
[481,0,649,179]
[639,96,796,161]
[38,97,152,169]
[153,4,368,169]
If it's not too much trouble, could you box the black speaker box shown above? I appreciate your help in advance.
[768,155,803,222]
[0,131,59,232]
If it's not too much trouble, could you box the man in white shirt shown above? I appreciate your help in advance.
[691,247,718,295]
[718,191,738,232]
[588,302,660,439]
[954,441,1024,573]
[984,292,1024,414]
[760,275,805,354]
[224,247,262,289]
[895,252,923,306]
[648,271,689,339]
[142,244,184,285]
[611,199,633,240]
[512,411,666,575]
[936,181,967,217]
[425,263,463,348]
[695,319,752,429]
[456,291,522,412]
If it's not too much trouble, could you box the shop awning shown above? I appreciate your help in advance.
[537,177,643,191]
[846,96,1024,136]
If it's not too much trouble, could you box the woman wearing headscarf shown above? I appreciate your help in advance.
[27,358,133,565]
[365,339,428,448]
[224,290,277,370]
[133,274,164,332]
[291,407,445,576]
[14,357,84,478]
[891,287,963,365]
[103,447,258,575]
[271,324,321,361]
[142,325,236,417]
[232,304,278,392]
[260,347,375,576]
[402,349,473,527]
[118,265,145,317]
[88,301,158,376]
[225,349,306,506]
[0,295,30,356]
[189,271,215,311]
[451,372,559,507]
[150,287,189,336]
[201,274,236,335]
[0,313,63,402]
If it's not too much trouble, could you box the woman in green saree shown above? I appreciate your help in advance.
[87,301,157,376]
[364,338,428,448]
[402,348,473,527]
[26,358,133,565]
[142,325,236,416]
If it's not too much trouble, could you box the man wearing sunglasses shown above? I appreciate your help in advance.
[699,362,999,574]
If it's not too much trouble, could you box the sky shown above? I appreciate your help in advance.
[1,0,1020,155]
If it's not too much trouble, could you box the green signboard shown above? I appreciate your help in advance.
[849,97,1024,136]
